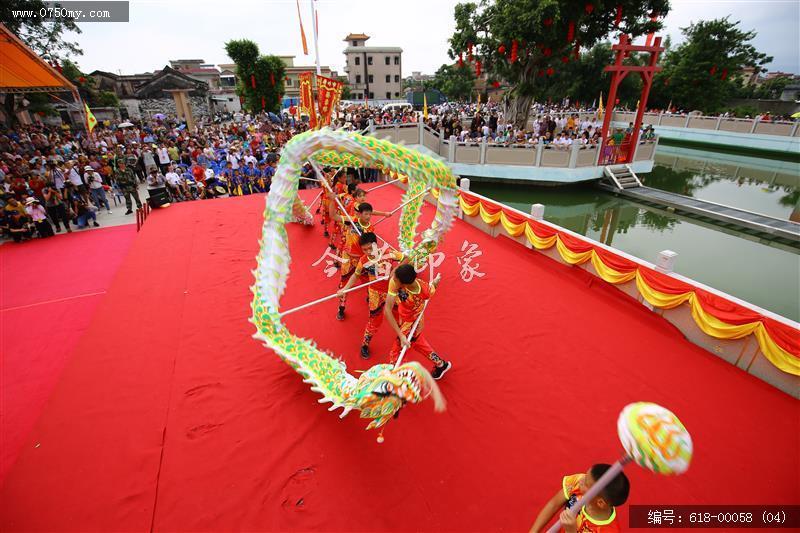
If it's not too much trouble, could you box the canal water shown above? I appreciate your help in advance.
[470,145,800,321]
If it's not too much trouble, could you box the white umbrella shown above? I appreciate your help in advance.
[118,121,134,128]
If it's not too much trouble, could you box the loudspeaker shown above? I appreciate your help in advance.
[147,187,170,208]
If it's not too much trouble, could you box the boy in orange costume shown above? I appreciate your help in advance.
[384,264,451,379]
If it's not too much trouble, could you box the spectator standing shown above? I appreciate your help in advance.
[85,165,112,214]
[115,161,142,214]
[42,182,72,232]
[25,197,54,237]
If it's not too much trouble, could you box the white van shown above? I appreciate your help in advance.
[381,102,413,114]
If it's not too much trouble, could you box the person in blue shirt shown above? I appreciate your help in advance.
[251,163,266,193]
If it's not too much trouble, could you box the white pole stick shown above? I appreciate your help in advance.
[308,189,323,208]
[393,300,427,369]
[300,176,319,182]
[311,161,361,234]
[368,178,401,192]
[313,162,399,251]
[310,0,321,75]
[372,187,430,227]
[394,264,435,369]
[280,276,387,318]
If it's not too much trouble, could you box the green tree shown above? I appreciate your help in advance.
[650,17,771,112]
[753,76,792,100]
[0,0,82,61]
[60,59,120,108]
[430,64,475,101]
[530,42,643,107]
[1,0,83,126]
[341,83,353,100]
[448,0,669,128]
[225,39,286,113]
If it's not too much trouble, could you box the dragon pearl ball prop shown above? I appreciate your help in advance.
[617,402,693,475]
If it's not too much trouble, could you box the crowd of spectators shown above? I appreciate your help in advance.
[0,112,322,243]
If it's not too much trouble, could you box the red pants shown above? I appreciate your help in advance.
[363,300,397,345]
[338,258,364,306]
[388,320,438,364]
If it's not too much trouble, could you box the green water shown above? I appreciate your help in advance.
[470,148,800,321]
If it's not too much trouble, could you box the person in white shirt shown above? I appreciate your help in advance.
[226,151,240,170]
[164,165,187,201]
[85,165,111,213]
[156,145,170,173]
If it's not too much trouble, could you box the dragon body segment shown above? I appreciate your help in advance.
[250,128,457,430]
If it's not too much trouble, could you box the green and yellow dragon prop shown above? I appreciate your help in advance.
[250,128,459,433]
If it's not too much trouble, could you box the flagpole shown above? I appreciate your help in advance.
[309,0,321,75]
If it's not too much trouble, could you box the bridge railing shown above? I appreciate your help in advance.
[369,122,658,169]
[612,111,800,137]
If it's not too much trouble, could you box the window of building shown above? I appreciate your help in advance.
[286,78,292,86]
[355,93,362,99]
[355,56,360,65]
[352,40,358,46]
[395,92,400,97]
[367,56,373,65]
[386,91,391,99]
[394,56,399,65]
[385,75,390,83]
[368,74,373,83]
[369,92,374,99]
[385,57,390,65]
[356,75,361,83]
[394,75,400,82]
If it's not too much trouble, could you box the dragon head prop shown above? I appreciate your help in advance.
[352,361,447,430]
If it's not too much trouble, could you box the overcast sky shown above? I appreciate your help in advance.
[71,0,799,76]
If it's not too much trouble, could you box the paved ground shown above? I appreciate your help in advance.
[87,182,149,229]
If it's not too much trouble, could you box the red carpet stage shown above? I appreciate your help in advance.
[0,225,137,480]
[1,187,797,532]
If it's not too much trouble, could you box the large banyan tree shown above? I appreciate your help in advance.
[448,0,670,128]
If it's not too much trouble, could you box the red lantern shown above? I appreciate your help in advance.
[585,3,594,14]
[270,72,275,86]
[573,41,581,59]
[458,53,464,67]
[78,76,86,84]
[537,69,545,77]
[492,80,500,88]
[614,4,623,27]
[709,65,717,76]
[561,56,569,63]
[476,60,482,77]
[261,96,266,110]
[547,67,555,76]
[615,98,620,104]
[498,44,506,55]
[510,39,519,63]
[721,68,729,80]
[543,18,553,26]
[543,47,552,57]
[251,74,256,88]
[467,42,474,62]
[567,20,575,42]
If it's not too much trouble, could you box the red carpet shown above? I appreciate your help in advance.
[0,225,137,480]
[1,187,797,532]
